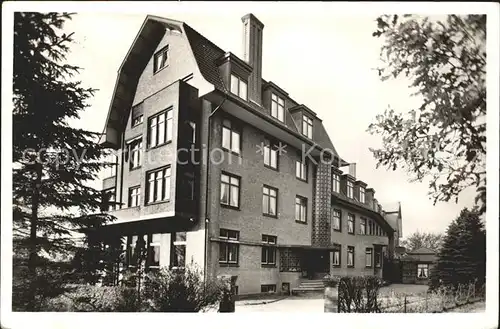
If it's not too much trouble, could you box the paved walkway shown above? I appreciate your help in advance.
[237,294,324,312]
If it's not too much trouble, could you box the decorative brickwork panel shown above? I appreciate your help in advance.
[312,161,332,247]
[279,248,302,272]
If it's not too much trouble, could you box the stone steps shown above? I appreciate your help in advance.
[291,279,325,295]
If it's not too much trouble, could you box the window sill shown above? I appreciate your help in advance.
[219,263,239,268]
[147,140,172,151]
[347,265,355,268]
[220,203,240,211]
[348,232,355,235]
[332,265,341,268]
[153,64,169,75]
[296,177,308,183]
[129,166,141,172]
[127,206,140,209]
[263,213,278,219]
[295,220,307,225]
[131,123,143,129]
[145,199,171,206]
[365,265,373,268]
[222,148,242,157]
[261,264,277,268]
[264,164,279,172]
[333,229,342,233]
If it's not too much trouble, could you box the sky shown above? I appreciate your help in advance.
[54,4,482,238]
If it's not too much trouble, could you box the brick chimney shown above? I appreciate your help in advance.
[348,163,356,179]
[242,13,264,104]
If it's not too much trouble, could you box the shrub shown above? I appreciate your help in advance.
[140,265,224,312]
[337,276,382,313]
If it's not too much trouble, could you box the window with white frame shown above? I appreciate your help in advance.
[332,173,340,193]
[261,235,277,266]
[148,108,173,148]
[347,180,354,199]
[347,246,355,267]
[348,213,355,234]
[365,248,373,267]
[128,138,142,170]
[302,115,313,139]
[360,218,366,235]
[146,166,171,204]
[295,196,307,223]
[263,138,279,170]
[271,93,285,122]
[296,158,307,181]
[148,234,161,268]
[154,46,169,73]
[104,153,117,178]
[332,209,341,231]
[220,173,240,208]
[263,185,278,217]
[417,263,429,278]
[222,119,241,154]
[219,229,239,265]
[171,232,187,268]
[230,74,248,100]
[333,244,341,267]
[359,186,366,203]
[128,186,140,208]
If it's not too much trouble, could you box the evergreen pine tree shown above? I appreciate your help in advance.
[429,208,486,290]
[13,12,114,311]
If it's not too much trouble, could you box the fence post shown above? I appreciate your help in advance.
[404,295,407,313]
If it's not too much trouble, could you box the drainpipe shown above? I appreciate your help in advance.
[203,96,228,282]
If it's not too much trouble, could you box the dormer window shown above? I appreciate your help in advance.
[302,115,313,139]
[154,46,169,73]
[271,93,285,122]
[347,180,354,199]
[230,74,248,100]
[359,186,366,203]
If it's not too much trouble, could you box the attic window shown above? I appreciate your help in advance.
[302,115,313,139]
[154,46,169,73]
[271,94,285,122]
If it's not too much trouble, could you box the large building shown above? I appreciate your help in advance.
[99,13,403,295]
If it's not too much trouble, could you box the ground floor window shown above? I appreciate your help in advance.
[171,232,187,268]
[417,263,429,279]
[333,244,341,267]
[375,249,382,268]
[261,284,276,293]
[219,229,239,265]
[148,233,161,269]
[261,235,277,266]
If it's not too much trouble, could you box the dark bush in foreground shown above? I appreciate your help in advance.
[337,276,382,313]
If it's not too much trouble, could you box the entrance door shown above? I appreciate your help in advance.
[308,250,330,279]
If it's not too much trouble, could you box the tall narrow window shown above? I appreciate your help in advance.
[295,196,307,223]
[105,188,117,211]
[332,209,341,231]
[359,186,366,203]
[221,119,241,154]
[171,232,187,268]
[230,74,248,100]
[104,154,117,178]
[347,213,355,234]
[154,46,169,73]
[128,186,141,208]
[263,186,278,217]
[360,218,366,235]
[129,138,142,170]
[261,235,277,266]
[296,158,307,181]
[375,249,382,268]
[365,248,373,267]
[347,246,355,267]
[263,138,279,170]
[333,244,341,267]
[131,102,144,127]
[148,234,161,269]
[347,180,354,199]
[332,173,340,193]
[220,173,240,208]
[271,93,285,122]
[219,229,239,265]
[302,115,313,139]
[146,166,171,204]
[148,108,173,148]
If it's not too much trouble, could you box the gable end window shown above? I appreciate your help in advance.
[154,46,169,73]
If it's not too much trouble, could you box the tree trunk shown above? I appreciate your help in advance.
[27,163,42,311]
